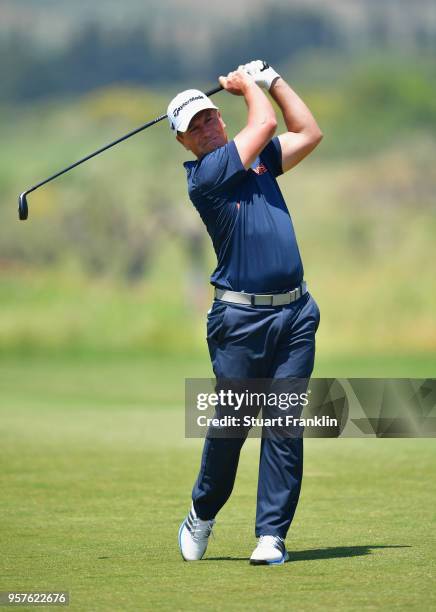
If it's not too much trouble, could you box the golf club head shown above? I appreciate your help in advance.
[18,192,28,220]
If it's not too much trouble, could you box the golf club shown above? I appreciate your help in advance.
[17,83,224,220]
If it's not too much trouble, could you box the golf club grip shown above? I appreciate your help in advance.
[206,62,269,96]
[205,84,224,96]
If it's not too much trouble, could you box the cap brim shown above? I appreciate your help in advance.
[176,101,219,133]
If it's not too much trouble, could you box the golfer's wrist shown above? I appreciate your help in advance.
[269,76,283,92]
[242,80,259,96]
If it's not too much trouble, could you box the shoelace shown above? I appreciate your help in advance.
[258,535,283,547]
[190,517,215,542]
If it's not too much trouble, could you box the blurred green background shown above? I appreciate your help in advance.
[1,2,435,610]
[1,0,435,369]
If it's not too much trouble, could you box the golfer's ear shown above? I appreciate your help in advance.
[176,133,186,147]
[218,111,226,130]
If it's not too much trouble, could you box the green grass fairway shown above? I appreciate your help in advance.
[1,356,435,611]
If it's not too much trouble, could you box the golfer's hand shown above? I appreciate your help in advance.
[239,60,281,91]
[219,68,256,96]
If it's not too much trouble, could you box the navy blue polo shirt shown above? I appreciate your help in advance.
[183,137,304,293]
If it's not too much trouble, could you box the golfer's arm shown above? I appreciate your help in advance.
[269,78,323,173]
[234,83,277,170]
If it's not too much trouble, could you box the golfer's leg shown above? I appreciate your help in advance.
[192,354,250,520]
[192,434,246,520]
[192,303,277,521]
[255,436,303,538]
[255,293,320,538]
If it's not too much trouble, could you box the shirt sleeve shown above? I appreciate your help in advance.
[260,136,283,178]
[192,140,246,195]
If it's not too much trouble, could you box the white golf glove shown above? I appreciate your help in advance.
[239,60,280,90]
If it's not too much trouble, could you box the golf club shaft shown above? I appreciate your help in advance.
[25,84,224,195]
[19,83,224,218]
[25,114,167,197]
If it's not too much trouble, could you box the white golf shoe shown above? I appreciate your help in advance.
[250,535,289,565]
[178,504,215,561]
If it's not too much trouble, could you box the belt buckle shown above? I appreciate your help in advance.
[261,294,275,306]
[251,293,274,306]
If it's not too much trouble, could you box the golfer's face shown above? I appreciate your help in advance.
[178,109,227,158]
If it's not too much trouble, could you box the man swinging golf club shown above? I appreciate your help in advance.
[168,60,322,565]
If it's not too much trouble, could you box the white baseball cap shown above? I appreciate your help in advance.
[167,89,218,134]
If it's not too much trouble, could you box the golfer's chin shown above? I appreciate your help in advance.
[200,138,227,157]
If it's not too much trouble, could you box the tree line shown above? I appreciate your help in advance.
[1,7,345,103]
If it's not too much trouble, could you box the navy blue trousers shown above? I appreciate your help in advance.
[192,290,321,539]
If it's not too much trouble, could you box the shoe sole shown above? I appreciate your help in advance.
[250,551,289,566]
[178,520,188,561]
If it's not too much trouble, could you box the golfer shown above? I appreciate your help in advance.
[167,60,322,565]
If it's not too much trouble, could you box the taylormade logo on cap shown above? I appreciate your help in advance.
[167,89,218,134]
[173,95,205,118]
